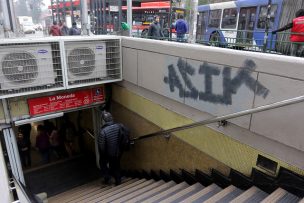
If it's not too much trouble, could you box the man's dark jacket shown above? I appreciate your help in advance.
[148,22,164,39]
[98,121,121,157]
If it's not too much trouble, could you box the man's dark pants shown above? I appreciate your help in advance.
[100,154,121,185]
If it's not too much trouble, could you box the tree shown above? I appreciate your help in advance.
[14,0,44,23]
[27,0,45,23]
[14,0,29,16]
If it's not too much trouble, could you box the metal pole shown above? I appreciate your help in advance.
[263,0,272,52]
[1,0,13,37]
[169,0,172,40]
[7,0,17,33]
[70,0,74,24]
[94,0,98,34]
[102,0,106,34]
[56,0,60,22]
[80,0,89,35]
[62,0,66,22]
[127,0,132,36]
[108,1,111,33]
[51,0,55,22]
[99,0,103,34]
[91,0,95,34]
[189,0,198,43]
[118,0,122,34]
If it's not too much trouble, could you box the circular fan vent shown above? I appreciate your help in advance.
[2,52,38,83]
[68,48,95,76]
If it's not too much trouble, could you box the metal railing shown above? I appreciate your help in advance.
[129,29,304,58]
[10,176,38,203]
[131,94,304,142]
[85,129,95,139]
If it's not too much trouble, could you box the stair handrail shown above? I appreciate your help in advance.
[11,175,38,203]
[131,95,304,142]
[85,129,95,139]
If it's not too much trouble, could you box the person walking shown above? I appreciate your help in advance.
[147,15,164,40]
[175,14,188,42]
[17,132,30,168]
[59,21,69,36]
[272,9,304,56]
[49,21,61,36]
[97,111,129,185]
[69,22,81,36]
[35,125,50,164]
[19,124,32,167]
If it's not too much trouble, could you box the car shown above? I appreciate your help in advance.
[34,24,43,31]
[22,22,36,34]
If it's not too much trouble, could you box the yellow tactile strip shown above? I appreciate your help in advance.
[112,85,304,176]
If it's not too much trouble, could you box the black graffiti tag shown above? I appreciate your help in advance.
[177,58,199,99]
[164,58,269,105]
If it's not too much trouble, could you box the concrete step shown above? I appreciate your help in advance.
[99,179,155,202]
[230,186,268,203]
[111,180,165,203]
[181,183,222,203]
[261,188,298,203]
[49,182,105,203]
[125,181,176,203]
[143,182,189,203]
[204,185,243,203]
[86,178,146,203]
[159,182,204,203]
[49,178,134,203]
[275,191,301,203]
[48,179,101,203]
[65,185,112,203]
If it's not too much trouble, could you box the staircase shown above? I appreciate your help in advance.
[48,169,304,203]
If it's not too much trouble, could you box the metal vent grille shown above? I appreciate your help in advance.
[0,42,65,99]
[106,39,121,81]
[65,39,122,88]
[2,52,38,83]
[68,48,95,76]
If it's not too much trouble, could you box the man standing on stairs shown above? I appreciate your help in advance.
[98,111,129,186]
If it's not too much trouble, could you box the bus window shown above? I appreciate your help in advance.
[208,9,221,28]
[221,8,238,29]
[257,5,278,29]
[197,11,208,40]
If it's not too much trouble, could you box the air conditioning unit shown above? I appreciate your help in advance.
[65,41,107,84]
[0,44,55,90]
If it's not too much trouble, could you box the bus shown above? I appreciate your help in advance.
[197,0,284,50]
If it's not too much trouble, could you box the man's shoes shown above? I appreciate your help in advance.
[103,177,110,185]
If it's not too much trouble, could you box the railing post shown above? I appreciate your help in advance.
[263,0,272,52]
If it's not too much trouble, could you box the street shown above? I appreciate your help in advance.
[24,30,45,38]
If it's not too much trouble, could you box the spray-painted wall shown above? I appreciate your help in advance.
[121,37,304,155]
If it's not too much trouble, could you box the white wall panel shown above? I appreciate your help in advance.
[122,47,138,84]
[122,37,304,154]
[251,74,304,151]
[138,51,185,104]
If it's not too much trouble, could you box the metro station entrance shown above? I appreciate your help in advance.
[1,85,107,197]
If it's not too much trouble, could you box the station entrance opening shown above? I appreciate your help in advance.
[1,85,107,197]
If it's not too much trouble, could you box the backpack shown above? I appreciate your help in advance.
[118,124,130,151]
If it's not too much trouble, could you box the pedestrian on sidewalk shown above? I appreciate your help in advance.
[175,14,188,42]
[49,21,61,36]
[272,9,304,56]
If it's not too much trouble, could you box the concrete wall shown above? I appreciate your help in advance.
[112,101,231,175]
[121,37,304,170]
[112,84,304,176]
